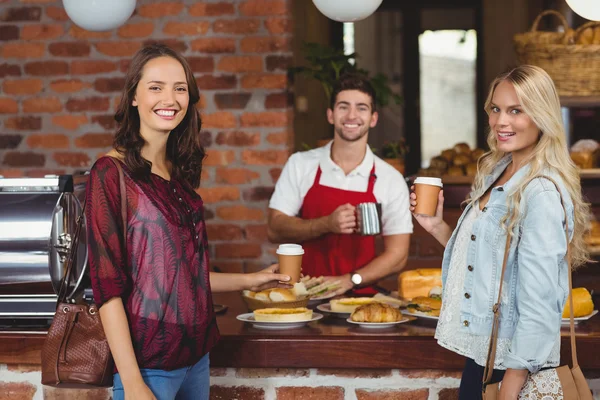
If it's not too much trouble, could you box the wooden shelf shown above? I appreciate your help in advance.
[560,96,600,108]
[589,245,600,257]
[580,169,600,179]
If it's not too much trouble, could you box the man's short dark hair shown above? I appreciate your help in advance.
[330,73,377,112]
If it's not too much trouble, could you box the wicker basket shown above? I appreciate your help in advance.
[242,294,310,311]
[514,11,600,96]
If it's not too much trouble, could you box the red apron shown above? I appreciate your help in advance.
[300,164,378,295]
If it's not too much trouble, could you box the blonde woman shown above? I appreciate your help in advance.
[410,65,591,399]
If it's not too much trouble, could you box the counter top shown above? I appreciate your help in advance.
[2,292,600,370]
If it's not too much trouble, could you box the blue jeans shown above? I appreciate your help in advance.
[112,353,210,400]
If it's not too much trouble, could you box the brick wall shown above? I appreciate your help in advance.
[0,0,293,273]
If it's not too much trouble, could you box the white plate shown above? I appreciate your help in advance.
[346,317,412,329]
[561,310,598,325]
[309,291,338,301]
[236,312,323,330]
[401,309,439,321]
[316,303,351,318]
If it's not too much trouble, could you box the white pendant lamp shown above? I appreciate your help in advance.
[62,0,137,31]
[565,0,600,21]
[312,0,383,22]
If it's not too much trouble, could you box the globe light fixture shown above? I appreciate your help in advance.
[565,0,600,21]
[312,0,384,23]
[62,0,137,31]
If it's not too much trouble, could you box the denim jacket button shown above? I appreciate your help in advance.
[463,320,469,327]
[482,207,488,212]
[497,187,504,192]
[471,234,476,241]
[468,265,474,271]
[464,293,471,299]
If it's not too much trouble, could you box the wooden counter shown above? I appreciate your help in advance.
[2,292,600,370]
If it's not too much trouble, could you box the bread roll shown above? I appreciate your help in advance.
[465,162,478,176]
[447,166,464,176]
[562,288,594,318]
[452,154,471,167]
[330,297,377,313]
[350,302,403,323]
[593,26,600,45]
[585,221,600,246]
[253,307,312,322]
[429,156,449,170]
[243,290,256,298]
[440,149,457,162]
[453,142,471,155]
[254,290,272,302]
[269,288,297,302]
[577,27,594,45]
[398,268,442,300]
[471,148,485,161]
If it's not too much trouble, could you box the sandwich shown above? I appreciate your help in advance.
[301,275,341,298]
[330,297,379,313]
[407,296,442,317]
[253,307,313,322]
[397,268,442,300]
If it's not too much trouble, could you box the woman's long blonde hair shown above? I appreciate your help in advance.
[469,65,591,268]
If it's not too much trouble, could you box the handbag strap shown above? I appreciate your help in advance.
[482,175,578,388]
[56,156,128,304]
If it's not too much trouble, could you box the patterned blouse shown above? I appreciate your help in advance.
[85,156,220,371]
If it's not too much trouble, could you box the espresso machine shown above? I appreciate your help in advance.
[0,174,90,327]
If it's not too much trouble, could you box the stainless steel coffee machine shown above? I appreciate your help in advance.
[0,174,89,325]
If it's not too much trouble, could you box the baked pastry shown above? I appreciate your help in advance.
[562,288,594,318]
[398,268,442,300]
[330,297,378,313]
[407,296,442,317]
[268,288,296,302]
[452,154,471,167]
[570,139,599,169]
[470,148,485,161]
[440,149,457,162]
[350,302,403,323]
[429,156,449,170]
[465,162,478,176]
[446,166,464,176]
[453,142,471,155]
[585,221,600,246]
[253,307,312,322]
[254,290,272,302]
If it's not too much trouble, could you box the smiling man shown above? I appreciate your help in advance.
[267,74,413,295]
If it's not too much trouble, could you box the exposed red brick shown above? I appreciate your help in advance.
[266,55,292,71]
[199,130,212,147]
[163,21,210,36]
[66,96,110,112]
[1,42,45,58]
[3,78,43,95]
[0,25,19,41]
[242,149,289,165]
[50,79,91,93]
[355,389,429,400]
[244,224,270,241]
[214,93,252,110]
[215,243,262,258]
[118,22,154,38]
[317,369,393,378]
[25,61,68,76]
[241,36,290,52]
[191,38,236,53]
[1,6,42,22]
[3,151,45,167]
[42,386,111,400]
[269,167,282,182]
[95,42,141,57]
[239,0,288,16]
[202,112,237,129]
[20,24,63,40]
[196,74,237,90]
[23,96,62,113]
[0,382,37,399]
[188,3,235,16]
[213,19,260,34]
[216,205,264,221]
[0,98,19,113]
[243,186,274,201]
[53,152,91,167]
[241,111,289,127]
[75,133,114,148]
[91,115,117,130]
[266,131,289,145]
[187,57,214,73]
[265,92,292,108]
[242,73,287,89]
[52,115,88,130]
[215,131,259,146]
[236,368,310,378]
[143,39,188,53]
[210,386,264,400]
[0,169,24,178]
[206,224,244,241]
[6,364,40,373]
[26,134,69,149]
[94,77,126,93]
[138,2,185,18]
[277,387,344,400]
[218,56,262,73]
[0,134,22,149]
[0,63,21,78]
[215,168,260,184]
[197,186,240,204]
[69,25,111,39]
[4,116,42,130]
[265,17,293,34]
[203,150,236,166]
[49,42,91,57]
[71,60,116,75]
[46,6,68,21]
[438,388,459,400]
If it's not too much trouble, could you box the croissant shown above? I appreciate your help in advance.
[350,303,403,323]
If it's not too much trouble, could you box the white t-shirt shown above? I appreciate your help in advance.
[268,142,413,236]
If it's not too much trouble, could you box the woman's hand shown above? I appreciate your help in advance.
[124,382,157,400]
[246,264,292,292]
[409,186,445,234]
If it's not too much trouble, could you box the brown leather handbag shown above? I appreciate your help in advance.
[42,158,127,388]
[482,176,592,399]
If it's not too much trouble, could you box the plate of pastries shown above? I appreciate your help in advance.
[346,302,412,329]
[561,287,598,324]
[236,307,323,330]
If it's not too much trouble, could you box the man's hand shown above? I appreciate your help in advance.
[324,274,353,297]
[327,203,356,234]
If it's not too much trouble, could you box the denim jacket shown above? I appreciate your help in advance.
[441,156,574,373]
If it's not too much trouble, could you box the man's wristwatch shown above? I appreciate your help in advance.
[351,273,363,287]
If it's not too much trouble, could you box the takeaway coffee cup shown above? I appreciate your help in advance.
[276,244,304,284]
[413,177,443,217]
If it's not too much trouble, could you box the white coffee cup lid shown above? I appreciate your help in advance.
[276,244,304,255]
[414,177,443,187]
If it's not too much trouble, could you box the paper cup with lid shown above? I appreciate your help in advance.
[276,244,304,284]
[413,177,443,216]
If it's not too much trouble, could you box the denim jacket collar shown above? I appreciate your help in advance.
[482,155,533,195]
